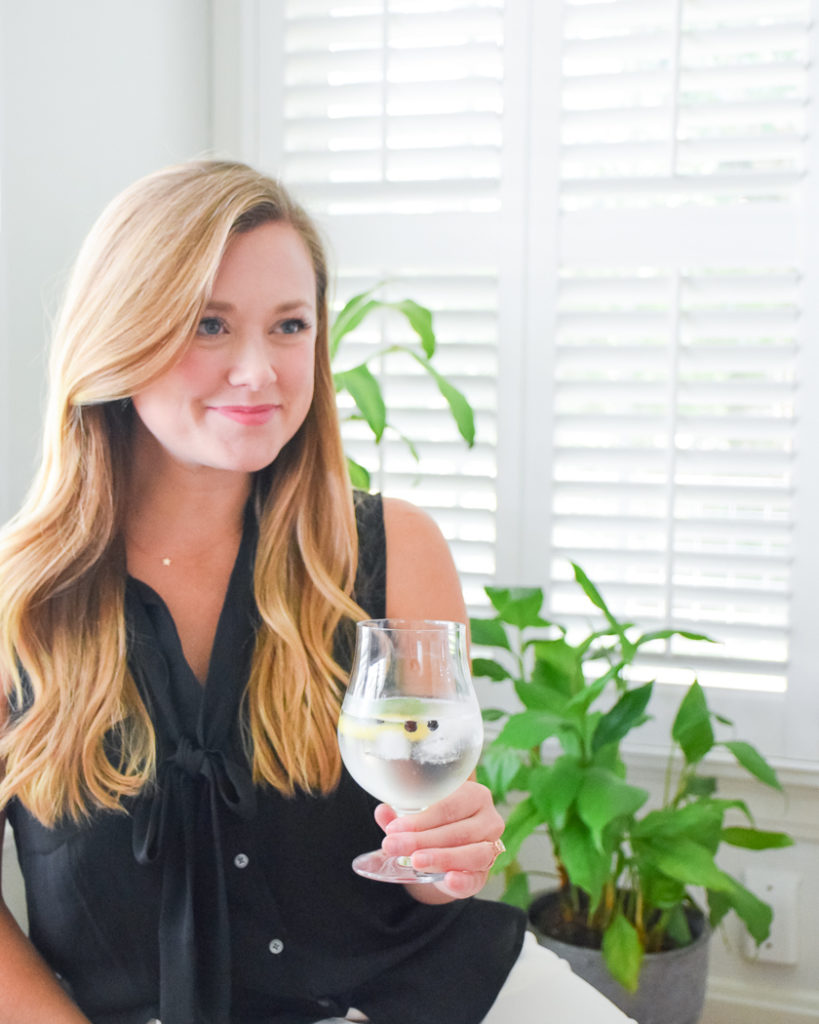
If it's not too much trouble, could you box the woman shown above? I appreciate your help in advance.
[0,160,632,1024]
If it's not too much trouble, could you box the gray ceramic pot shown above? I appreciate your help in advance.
[528,891,710,1024]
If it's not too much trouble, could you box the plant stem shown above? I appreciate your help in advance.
[663,741,677,807]
[635,887,646,943]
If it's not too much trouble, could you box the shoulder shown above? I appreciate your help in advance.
[381,497,467,624]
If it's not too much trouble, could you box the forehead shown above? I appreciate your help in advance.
[212,221,316,304]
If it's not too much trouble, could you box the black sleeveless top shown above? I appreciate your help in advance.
[7,493,525,1024]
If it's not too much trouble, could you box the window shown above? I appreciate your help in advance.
[259,0,506,607]
[217,0,819,763]
[544,0,808,698]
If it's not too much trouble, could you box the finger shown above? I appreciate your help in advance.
[373,803,398,831]
[382,807,504,856]
[385,781,488,831]
[434,870,489,899]
[410,838,502,875]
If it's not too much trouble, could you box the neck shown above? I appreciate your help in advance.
[125,432,253,558]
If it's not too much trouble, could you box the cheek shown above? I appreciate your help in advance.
[174,349,223,390]
[284,349,317,400]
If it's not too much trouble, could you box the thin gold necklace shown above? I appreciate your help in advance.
[127,530,241,569]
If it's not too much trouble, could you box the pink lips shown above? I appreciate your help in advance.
[214,404,278,425]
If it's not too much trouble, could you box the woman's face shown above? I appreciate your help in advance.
[131,221,318,477]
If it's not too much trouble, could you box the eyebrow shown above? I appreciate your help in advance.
[203,299,314,313]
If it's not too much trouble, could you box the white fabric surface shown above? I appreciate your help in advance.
[479,931,637,1024]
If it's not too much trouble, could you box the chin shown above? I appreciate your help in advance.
[223,446,289,475]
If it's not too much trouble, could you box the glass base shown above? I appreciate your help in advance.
[351,849,444,884]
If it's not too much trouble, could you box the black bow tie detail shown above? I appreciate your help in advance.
[133,738,257,1024]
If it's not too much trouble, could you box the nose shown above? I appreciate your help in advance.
[226,334,278,390]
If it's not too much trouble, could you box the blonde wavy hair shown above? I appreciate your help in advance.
[0,159,362,825]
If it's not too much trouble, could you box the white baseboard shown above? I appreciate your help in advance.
[701,978,819,1024]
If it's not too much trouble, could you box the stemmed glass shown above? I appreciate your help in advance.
[338,618,483,883]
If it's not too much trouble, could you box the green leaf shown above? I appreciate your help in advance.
[722,827,794,851]
[576,768,649,848]
[530,639,584,697]
[471,657,513,682]
[638,838,732,892]
[331,291,436,360]
[635,628,715,647]
[500,870,531,908]
[664,903,694,947]
[514,677,569,713]
[406,349,475,446]
[496,710,564,749]
[672,681,715,765]
[480,745,526,801]
[469,617,511,650]
[722,877,773,945]
[496,796,542,863]
[602,914,643,993]
[346,456,370,490]
[632,802,728,848]
[708,889,733,930]
[571,563,623,632]
[333,364,387,441]
[592,681,654,753]
[556,815,612,906]
[565,670,614,716]
[480,707,506,722]
[385,298,436,358]
[529,756,584,831]
[531,652,574,700]
[484,587,547,629]
[639,869,687,910]
[330,292,380,358]
[678,774,718,799]
[723,740,783,791]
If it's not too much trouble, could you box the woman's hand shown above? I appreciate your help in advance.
[375,779,506,903]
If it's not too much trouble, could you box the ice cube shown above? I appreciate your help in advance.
[375,726,410,761]
[413,730,458,765]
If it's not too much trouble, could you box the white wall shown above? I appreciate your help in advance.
[0,0,213,921]
[0,0,213,519]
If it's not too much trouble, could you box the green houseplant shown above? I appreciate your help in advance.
[472,565,794,999]
[330,284,475,488]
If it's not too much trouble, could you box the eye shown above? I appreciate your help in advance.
[279,317,311,336]
[196,316,226,337]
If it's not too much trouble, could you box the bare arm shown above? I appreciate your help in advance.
[382,496,469,627]
[0,711,91,1023]
[380,498,504,906]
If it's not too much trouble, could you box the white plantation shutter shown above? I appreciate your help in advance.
[538,0,809,698]
[222,0,819,758]
[258,0,505,607]
[279,0,504,215]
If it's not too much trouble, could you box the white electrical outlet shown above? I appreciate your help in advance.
[743,867,801,965]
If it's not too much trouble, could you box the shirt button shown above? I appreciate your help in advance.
[234,853,249,869]
[268,938,285,955]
